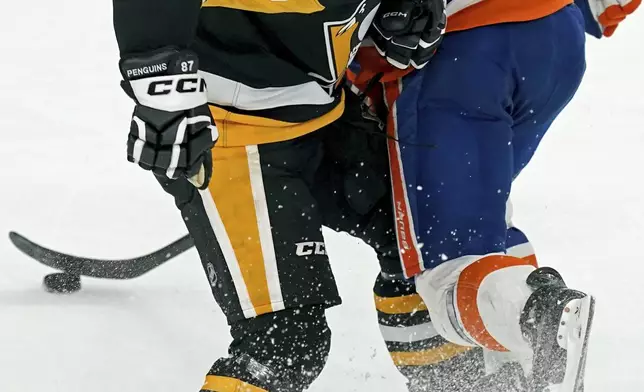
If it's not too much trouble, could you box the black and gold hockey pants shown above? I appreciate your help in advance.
[158,93,517,391]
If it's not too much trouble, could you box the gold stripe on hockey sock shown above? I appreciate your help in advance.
[207,146,274,317]
[389,343,473,366]
[374,293,428,315]
[202,375,267,392]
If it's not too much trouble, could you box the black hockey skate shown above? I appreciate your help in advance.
[520,267,595,392]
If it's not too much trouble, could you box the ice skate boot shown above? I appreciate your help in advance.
[520,267,595,392]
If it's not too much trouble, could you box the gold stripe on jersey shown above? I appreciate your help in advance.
[374,293,428,315]
[202,0,324,14]
[207,146,277,317]
[318,0,371,86]
[389,343,473,366]
[328,22,359,83]
[209,92,345,147]
[202,375,267,392]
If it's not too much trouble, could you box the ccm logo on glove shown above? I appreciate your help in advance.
[370,0,446,69]
[147,77,207,96]
[382,11,408,18]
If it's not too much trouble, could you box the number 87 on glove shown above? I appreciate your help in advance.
[119,48,219,189]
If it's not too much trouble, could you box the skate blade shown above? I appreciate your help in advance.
[551,295,596,392]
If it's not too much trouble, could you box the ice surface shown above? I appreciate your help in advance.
[0,3,642,391]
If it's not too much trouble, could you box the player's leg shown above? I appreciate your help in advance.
[391,5,590,391]
[311,90,396,264]
[374,204,535,391]
[373,274,493,392]
[311,92,477,391]
[201,305,330,392]
[506,8,590,389]
[314,90,529,391]
[373,219,535,392]
[158,131,340,392]
[311,93,480,391]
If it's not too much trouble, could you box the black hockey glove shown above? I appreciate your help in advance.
[371,0,447,69]
[119,48,218,189]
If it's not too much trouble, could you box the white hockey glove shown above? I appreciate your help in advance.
[575,0,641,38]
[370,0,447,70]
[119,48,218,189]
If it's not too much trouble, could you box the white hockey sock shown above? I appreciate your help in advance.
[415,254,537,353]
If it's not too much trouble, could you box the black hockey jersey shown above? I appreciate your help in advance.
[113,0,381,146]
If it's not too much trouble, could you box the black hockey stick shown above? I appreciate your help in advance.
[8,231,194,279]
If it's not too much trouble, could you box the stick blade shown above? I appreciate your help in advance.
[8,231,194,279]
[9,231,84,273]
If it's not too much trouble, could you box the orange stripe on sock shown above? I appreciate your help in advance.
[456,255,536,351]
[522,253,538,267]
